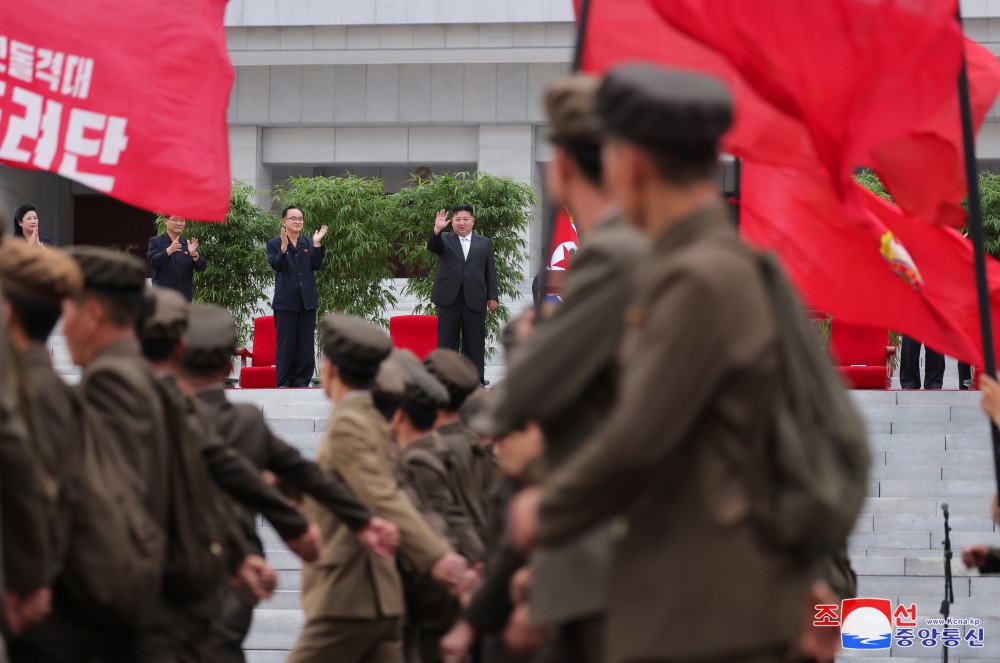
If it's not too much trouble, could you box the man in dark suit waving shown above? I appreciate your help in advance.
[147,215,206,301]
[427,204,498,384]
[266,206,328,388]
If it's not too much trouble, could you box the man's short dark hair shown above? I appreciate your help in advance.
[372,390,403,422]
[141,338,179,362]
[281,206,303,219]
[402,401,437,431]
[645,143,720,186]
[3,291,60,342]
[561,143,602,187]
[451,204,475,217]
[337,365,375,390]
[80,289,143,329]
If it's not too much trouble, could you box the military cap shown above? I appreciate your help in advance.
[465,383,515,438]
[0,239,82,304]
[545,74,602,147]
[458,386,489,428]
[596,65,732,153]
[320,314,392,376]
[140,287,189,342]
[391,348,422,368]
[374,355,410,398]
[68,246,147,293]
[424,349,480,407]
[401,363,449,410]
[181,303,237,371]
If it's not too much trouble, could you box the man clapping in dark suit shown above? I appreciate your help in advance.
[427,205,498,384]
[266,206,328,388]
[147,215,206,301]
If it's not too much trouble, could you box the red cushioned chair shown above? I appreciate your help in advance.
[390,315,438,360]
[829,318,897,389]
[235,316,278,389]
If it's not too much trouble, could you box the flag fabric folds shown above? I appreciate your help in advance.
[649,0,969,227]
[548,208,579,270]
[0,0,234,221]
[741,162,1000,368]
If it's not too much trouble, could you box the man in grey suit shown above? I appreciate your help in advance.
[427,205,498,384]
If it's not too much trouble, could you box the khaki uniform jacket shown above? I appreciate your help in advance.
[400,432,485,563]
[301,393,450,620]
[494,211,649,626]
[196,386,370,552]
[22,346,79,568]
[537,207,813,662]
[436,421,492,534]
[81,339,171,527]
[0,327,52,592]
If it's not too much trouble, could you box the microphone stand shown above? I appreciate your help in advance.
[940,503,954,663]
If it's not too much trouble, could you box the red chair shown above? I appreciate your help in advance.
[235,316,278,388]
[390,315,438,360]
[829,318,897,389]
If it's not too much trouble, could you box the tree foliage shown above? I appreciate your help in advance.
[390,172,535,354]
[155,181,273,345]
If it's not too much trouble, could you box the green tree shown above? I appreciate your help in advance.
[389,172,535,356]
[271,175,398,327]
[155,181,273,345]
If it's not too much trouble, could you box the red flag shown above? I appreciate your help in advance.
[0,0,233,221]
[741,161,1000,367]
[548,208,579,270]
[646,0,1000,230]
[650,0,962,205]
[574,0,815,167]
[870,40,1000,228]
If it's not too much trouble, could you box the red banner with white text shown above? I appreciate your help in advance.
[0,0,234,221]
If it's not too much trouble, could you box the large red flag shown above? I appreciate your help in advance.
[0,0,233,221]
[741,161,1000,367]
[574,0,815,167]
[648,0,1000,230]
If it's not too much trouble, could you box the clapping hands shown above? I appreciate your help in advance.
[312,225,328,247]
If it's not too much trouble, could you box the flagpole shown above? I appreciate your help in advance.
[536,0,593,315]
[956,13,1000,496]
[733,157,741,228]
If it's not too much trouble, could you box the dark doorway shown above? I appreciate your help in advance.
[73,196,156,267]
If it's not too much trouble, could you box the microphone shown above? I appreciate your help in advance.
[942,502,949,517]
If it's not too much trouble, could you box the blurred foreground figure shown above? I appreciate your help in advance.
[522,66,850,663]
[484,74,650,663]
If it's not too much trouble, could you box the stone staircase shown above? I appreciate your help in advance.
[236,388,1000,663]
[45,316,1000,661]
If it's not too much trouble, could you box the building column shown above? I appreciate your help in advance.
[477,124,539,279]
[228,125,272,208]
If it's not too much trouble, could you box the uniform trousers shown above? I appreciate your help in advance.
[137,595,216,663]
[436,286,487,384]
[274,309,317,388]
[10,583,138,663]
[899,336,944,389]
[287,616,404,663]
[538,616,604,663]
[197,584,257,663]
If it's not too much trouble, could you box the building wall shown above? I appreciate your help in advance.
[4,1,1000,257]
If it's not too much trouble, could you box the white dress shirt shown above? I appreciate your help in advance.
[460,235,471,260]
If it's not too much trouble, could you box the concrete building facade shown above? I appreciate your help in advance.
[1,0,999,272]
